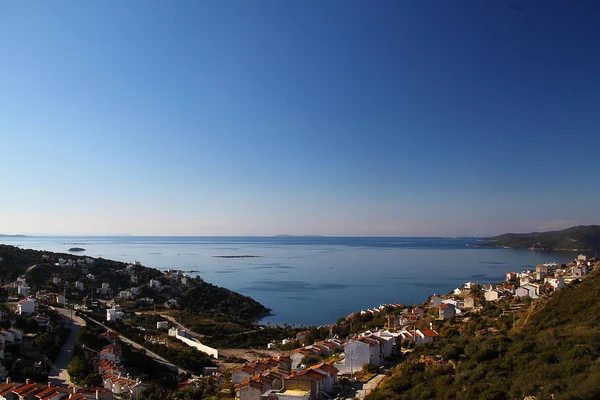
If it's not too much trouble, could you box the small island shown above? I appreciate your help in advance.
[68,247,86,252]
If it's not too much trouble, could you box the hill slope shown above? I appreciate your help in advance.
[367,263,600,400]
[477,225,600,250]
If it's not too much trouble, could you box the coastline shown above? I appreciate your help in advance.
[0,236,580,327]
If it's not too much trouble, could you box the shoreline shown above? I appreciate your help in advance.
[0,238,580,327]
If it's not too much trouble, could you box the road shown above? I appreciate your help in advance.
[48,307,86,386]
[84,315,189,375]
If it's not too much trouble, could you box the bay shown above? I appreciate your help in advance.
[0,236,577,326]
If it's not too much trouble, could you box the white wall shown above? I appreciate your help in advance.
[173,332,218,359]
[343,341,371,372]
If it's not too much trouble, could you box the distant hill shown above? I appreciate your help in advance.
[477,225,600,251]
[0,234,27,237]
[273,234,324,238]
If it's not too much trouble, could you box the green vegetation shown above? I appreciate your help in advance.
[367,263,600,400]
[477,224,600,250]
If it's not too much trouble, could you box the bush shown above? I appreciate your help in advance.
[300,354,322,367]
[362,363,380,374]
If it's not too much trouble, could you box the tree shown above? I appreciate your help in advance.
[67,356,88,383]
[80,373,102,388]
[300,354,322,367]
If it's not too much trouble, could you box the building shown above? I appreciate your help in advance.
[438,304,456,320]
[102,374,147,400]
[484,290,500,302]
[386,315,409,329]
[463,296,476,309]
[430,295,443,307]
[75,281,85,291]
[506,272,517,281]
[343,338,378,372]
[17,298,36,315]
[17,286,30,297]
[536,265,549,281]
[545,276,565,290]
[106,306,124,322]
[149,279,161,289]
[415,329,439,345]
[156,321,168,329]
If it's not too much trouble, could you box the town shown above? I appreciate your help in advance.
[0,245,596,400]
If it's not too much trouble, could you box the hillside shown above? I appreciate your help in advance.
[0,244,270,323]
[477,225,600,250]
[367,262,600,400]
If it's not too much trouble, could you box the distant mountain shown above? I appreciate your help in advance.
[273,234,325,238]
[477,225,600,250]
[0,234,27,237]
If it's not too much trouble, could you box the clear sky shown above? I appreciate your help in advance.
[1,1,599,236]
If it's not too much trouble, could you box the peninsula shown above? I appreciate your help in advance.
[476,224,600,251]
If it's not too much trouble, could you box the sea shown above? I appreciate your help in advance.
[0,236,579,327]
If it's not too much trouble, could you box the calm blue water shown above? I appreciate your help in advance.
[0,236,577,326]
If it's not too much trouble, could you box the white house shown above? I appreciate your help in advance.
[521,283,539,298]
[75,281,85,291]
[545,276,565,290]
[52,277,61,285]
[86,274,96,281]
[157,321,169,329]
[17,298,36,315]
[515,287,530,298]
[106,306,124,322]
[484,290,500,302]
[343,338,378,372]
[103,373,148,400]
[415,329,439,345]
[519,275,532,285]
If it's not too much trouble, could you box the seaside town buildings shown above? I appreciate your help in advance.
[0,248,596,400]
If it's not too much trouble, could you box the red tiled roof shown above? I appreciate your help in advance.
[14,383,39,395]
[419,329,438,337]
[298,369,327,380]
[358,337,378,346]
[0,383,17,396]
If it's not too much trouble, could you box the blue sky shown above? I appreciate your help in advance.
[1,1,599,236]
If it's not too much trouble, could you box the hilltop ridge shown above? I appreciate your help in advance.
[477,225,600,251]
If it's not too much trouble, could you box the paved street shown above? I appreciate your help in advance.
[48,307,86,386]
